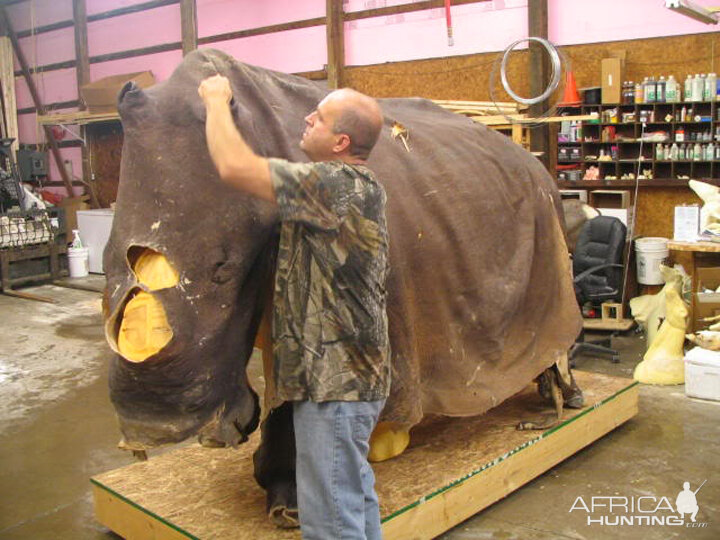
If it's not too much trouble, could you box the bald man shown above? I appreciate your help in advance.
[199,75,389,539]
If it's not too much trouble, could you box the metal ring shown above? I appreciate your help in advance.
[500,37,562,105]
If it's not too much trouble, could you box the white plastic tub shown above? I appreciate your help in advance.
[635,237,669,285]
[684,346,720,401]
[67,247,89,278]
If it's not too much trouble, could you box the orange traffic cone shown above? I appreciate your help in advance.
[559,70,581,106]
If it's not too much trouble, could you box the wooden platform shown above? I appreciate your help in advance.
[92,372,638,540]
[582,317,635,331]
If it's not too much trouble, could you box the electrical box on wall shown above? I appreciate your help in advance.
[16,149,48,183]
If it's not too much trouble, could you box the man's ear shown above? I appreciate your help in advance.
[333,133,351,154]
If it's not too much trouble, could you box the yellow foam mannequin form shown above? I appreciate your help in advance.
[133,249,179,290]
[368,422,410,462]
[633,287,688,385]
[118,291,173,362]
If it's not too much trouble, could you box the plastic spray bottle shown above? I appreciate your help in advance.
[71,230,83,249]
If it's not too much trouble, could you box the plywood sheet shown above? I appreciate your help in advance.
[93,371,637,540]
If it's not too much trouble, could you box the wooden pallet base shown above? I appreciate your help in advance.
[92,372,638,540]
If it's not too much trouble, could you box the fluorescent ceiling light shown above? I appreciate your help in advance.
[665,0,719,24]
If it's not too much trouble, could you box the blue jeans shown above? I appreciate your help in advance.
[293,399,385,540]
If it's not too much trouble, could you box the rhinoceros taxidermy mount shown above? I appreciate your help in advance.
[103,48,583,527]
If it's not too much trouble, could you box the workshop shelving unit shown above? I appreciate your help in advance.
[557,100,720,188]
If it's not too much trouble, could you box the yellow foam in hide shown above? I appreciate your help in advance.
[133,249,179,290]
[118,291,173,362]
[368,422,410,462]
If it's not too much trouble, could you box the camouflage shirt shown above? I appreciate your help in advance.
[268,158,391,402]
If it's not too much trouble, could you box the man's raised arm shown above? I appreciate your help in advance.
[198,74,275,203]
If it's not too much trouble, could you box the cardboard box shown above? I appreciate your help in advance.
[601,58,624,105]
[559,189,588,203]
[590,190,629,209]
[58,195,90,237]
[693,267,720,331]
[80,71,155,113]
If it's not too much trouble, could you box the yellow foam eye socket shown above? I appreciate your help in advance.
[118,291,173,363]
[132,249,179,290]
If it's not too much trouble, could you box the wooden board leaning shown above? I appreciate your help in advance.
[92,371,638,540]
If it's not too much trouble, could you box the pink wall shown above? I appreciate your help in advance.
[5,0,719,196]
[198,0,325,37]
[88,4,181,57]
[549,0,720,45]
[211,27,328,74]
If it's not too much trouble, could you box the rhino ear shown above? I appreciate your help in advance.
[118,81,147,110]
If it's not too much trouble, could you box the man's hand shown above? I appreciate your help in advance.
[199,74,275,203]
[198,74,233,106]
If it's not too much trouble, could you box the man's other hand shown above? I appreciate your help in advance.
[199,74,233,106]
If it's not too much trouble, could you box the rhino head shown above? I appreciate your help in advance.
[103,49,322,450]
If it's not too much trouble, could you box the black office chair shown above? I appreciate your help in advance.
[570,215,627,364]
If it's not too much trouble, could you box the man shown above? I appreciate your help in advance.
[199,74,390,540]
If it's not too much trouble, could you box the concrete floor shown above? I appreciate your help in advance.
[0,277,718,539]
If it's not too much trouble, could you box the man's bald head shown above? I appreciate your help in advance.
[326,89,383,160]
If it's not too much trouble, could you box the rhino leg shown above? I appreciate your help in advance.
[537,355,585,409]
[517,368,564,431]
[252,401,299,529]
[557,365,585,409]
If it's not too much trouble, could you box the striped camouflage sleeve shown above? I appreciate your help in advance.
[268,158,350,231]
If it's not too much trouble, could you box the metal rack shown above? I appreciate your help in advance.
[0,137,68,300]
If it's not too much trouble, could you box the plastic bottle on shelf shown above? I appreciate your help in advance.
[693,74,704,102]
[694,142,702,161]
[656,143,664,160]
[648,76,657,103]
[707,142,715,161]
[671,142,679,161]
[676,127,685,142]
[681,105,687,122]
[666,75,678,103]
[705,73,717,102]
[628,81,635,104]
[657,76,667,103]
[635,82,644,104]
[679,144,686,160]
[685,75,693,102]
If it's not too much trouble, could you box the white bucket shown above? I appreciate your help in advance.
[67,247,90,278]
[635,237,669,285]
